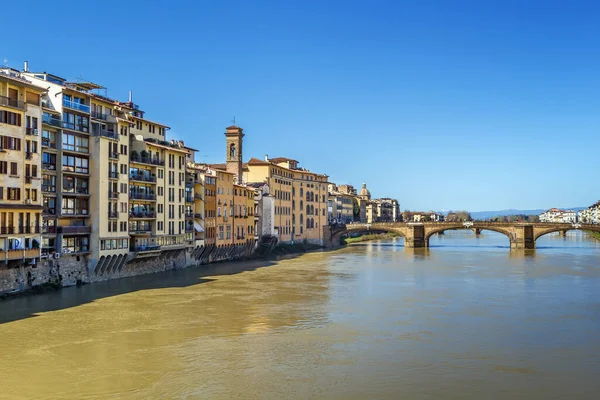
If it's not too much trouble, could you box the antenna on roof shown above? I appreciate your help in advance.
[2,58,8,67]
[231,116,236,126]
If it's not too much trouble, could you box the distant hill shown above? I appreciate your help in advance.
[469,207,587,220]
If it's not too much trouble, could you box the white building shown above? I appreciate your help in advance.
[539,208,577,223]
[578,202,600,224]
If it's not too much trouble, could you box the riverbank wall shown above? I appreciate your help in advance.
[0,242,259,297]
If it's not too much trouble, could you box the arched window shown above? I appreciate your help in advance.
[300,214,304,225]
[306,205,310,214]
[300,188,303,197]
[229,143,236,158]
[300,200,303,210]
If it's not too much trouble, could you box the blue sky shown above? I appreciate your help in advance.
[3,0,599,211]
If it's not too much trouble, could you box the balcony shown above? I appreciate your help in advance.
[62,121,89,134]
[93,129,118,140]
[129,173,156,183]
[195,193,202,200]
[42,115,62,128]
[185,212,194,219]
[26,128,38,136]
[42,163,56,171]
[91,111,108,121]
[42,185,56,193]
[129,226,152,234]
[62,246,90,255]
[185,225,194,233]
[60,209,88,217]
[42,226,56,234]
[0,227,15,235]
[57,226,92,235]
[25,176,32,184]
[130,155,164,166]
[108,171,119,179]
[109,151,119,159]
[43,207,56,216]
[42,138,57,149]
[63,187,89,196]
[108,211,119,219]
[185,196,194,203]
[129,211,156,219]
[17,225,41,234]
[25,152,33,160]
[130,244,161,252]
[129,192,156,201]
[0,95,25,110]
[108,191,119,199]
[194,213,203,219]
[63,99,90,113]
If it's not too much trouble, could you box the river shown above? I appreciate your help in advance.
[1,231,599,399]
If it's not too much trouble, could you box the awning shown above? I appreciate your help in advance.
[194,220,204,232]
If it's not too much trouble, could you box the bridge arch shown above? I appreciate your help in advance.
[424,225,514,247]
[534,225,600,242]
[330,225,406,247]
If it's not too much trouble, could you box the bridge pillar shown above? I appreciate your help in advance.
[405,224,426,248]
[559,230,567,237]
[510,225,535,250]
[474,228,482,236]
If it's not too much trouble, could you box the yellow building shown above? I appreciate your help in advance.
[0,67,45,264]
[209,125,328,245]
[215,169,234,246]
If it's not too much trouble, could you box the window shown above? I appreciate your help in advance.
[63,112,89,133]
[0,135,21,150]
[8,187,21,200]
[0,111,22,126]
[10,162,17,176]
[218,225,224,240]
[42,130,56,148]
[62,133,89,153]
[62,155,89,174]
[42,174,56,192]
[226,225,231,239]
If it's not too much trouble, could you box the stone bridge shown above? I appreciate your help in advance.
[327,221,600,250]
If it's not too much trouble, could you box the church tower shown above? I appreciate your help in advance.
[225,125,244,183]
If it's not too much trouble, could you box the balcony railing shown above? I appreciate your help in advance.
[185,196,194,203]
[129,211,156,219]
[63,99,90,113]
[17,225,41,234]
[185,226,194,232]
[25,176,32,184]
[42,226,56,234]
[62,246,90,254]
[42,138,57,148]
[25,128,38,136]
[108,171,119,179]
[62,121,89,133]
[43,208,56,215]
[129,226,152,233]
[91,111,108,120]
[25,152,33,160]
[63,187,89,195]
[185,212,194,218]
[58,226,92,235]
[108,191,119,199]
[129,174,156,183]
[109,151,119,159]
[0,227,15,235]
[42,115,62,128]
[42,163,56,171]
[42,185,56,193]
[108,211,119,218]
[93,129,118,140]
[194,213,203,219]
[131,244,161,252]
[130,156,164,166]
[129,193,156,200]
[0,95,25,110]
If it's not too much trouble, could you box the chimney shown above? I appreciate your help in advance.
[128,91,133,103]
[23,61,29,72]
[265,154,269,161]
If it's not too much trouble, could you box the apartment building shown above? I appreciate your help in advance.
[215,169,235,245]
[539,208,577,223]
[20,64,198,273]
[327,183,355,224]
[0,67,45,265]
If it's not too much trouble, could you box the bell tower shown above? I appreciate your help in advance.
[225,125,244,183]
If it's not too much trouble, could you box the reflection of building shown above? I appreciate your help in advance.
[539,208,577,223]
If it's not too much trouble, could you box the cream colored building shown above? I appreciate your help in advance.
[0,67,45,265]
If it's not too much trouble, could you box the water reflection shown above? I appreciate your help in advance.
[0,231,599,399]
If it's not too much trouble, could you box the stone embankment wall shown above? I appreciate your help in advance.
[0,241,259,296]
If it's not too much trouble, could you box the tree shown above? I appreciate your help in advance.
[402,210,413,222]
[352,198,360,220]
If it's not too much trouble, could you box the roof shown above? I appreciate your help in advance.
[269,157,299,164]
[207,163,227,170]
[247,157,271,166]
[0,70,47,92]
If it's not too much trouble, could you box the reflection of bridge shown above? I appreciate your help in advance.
[328,222,600,249]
